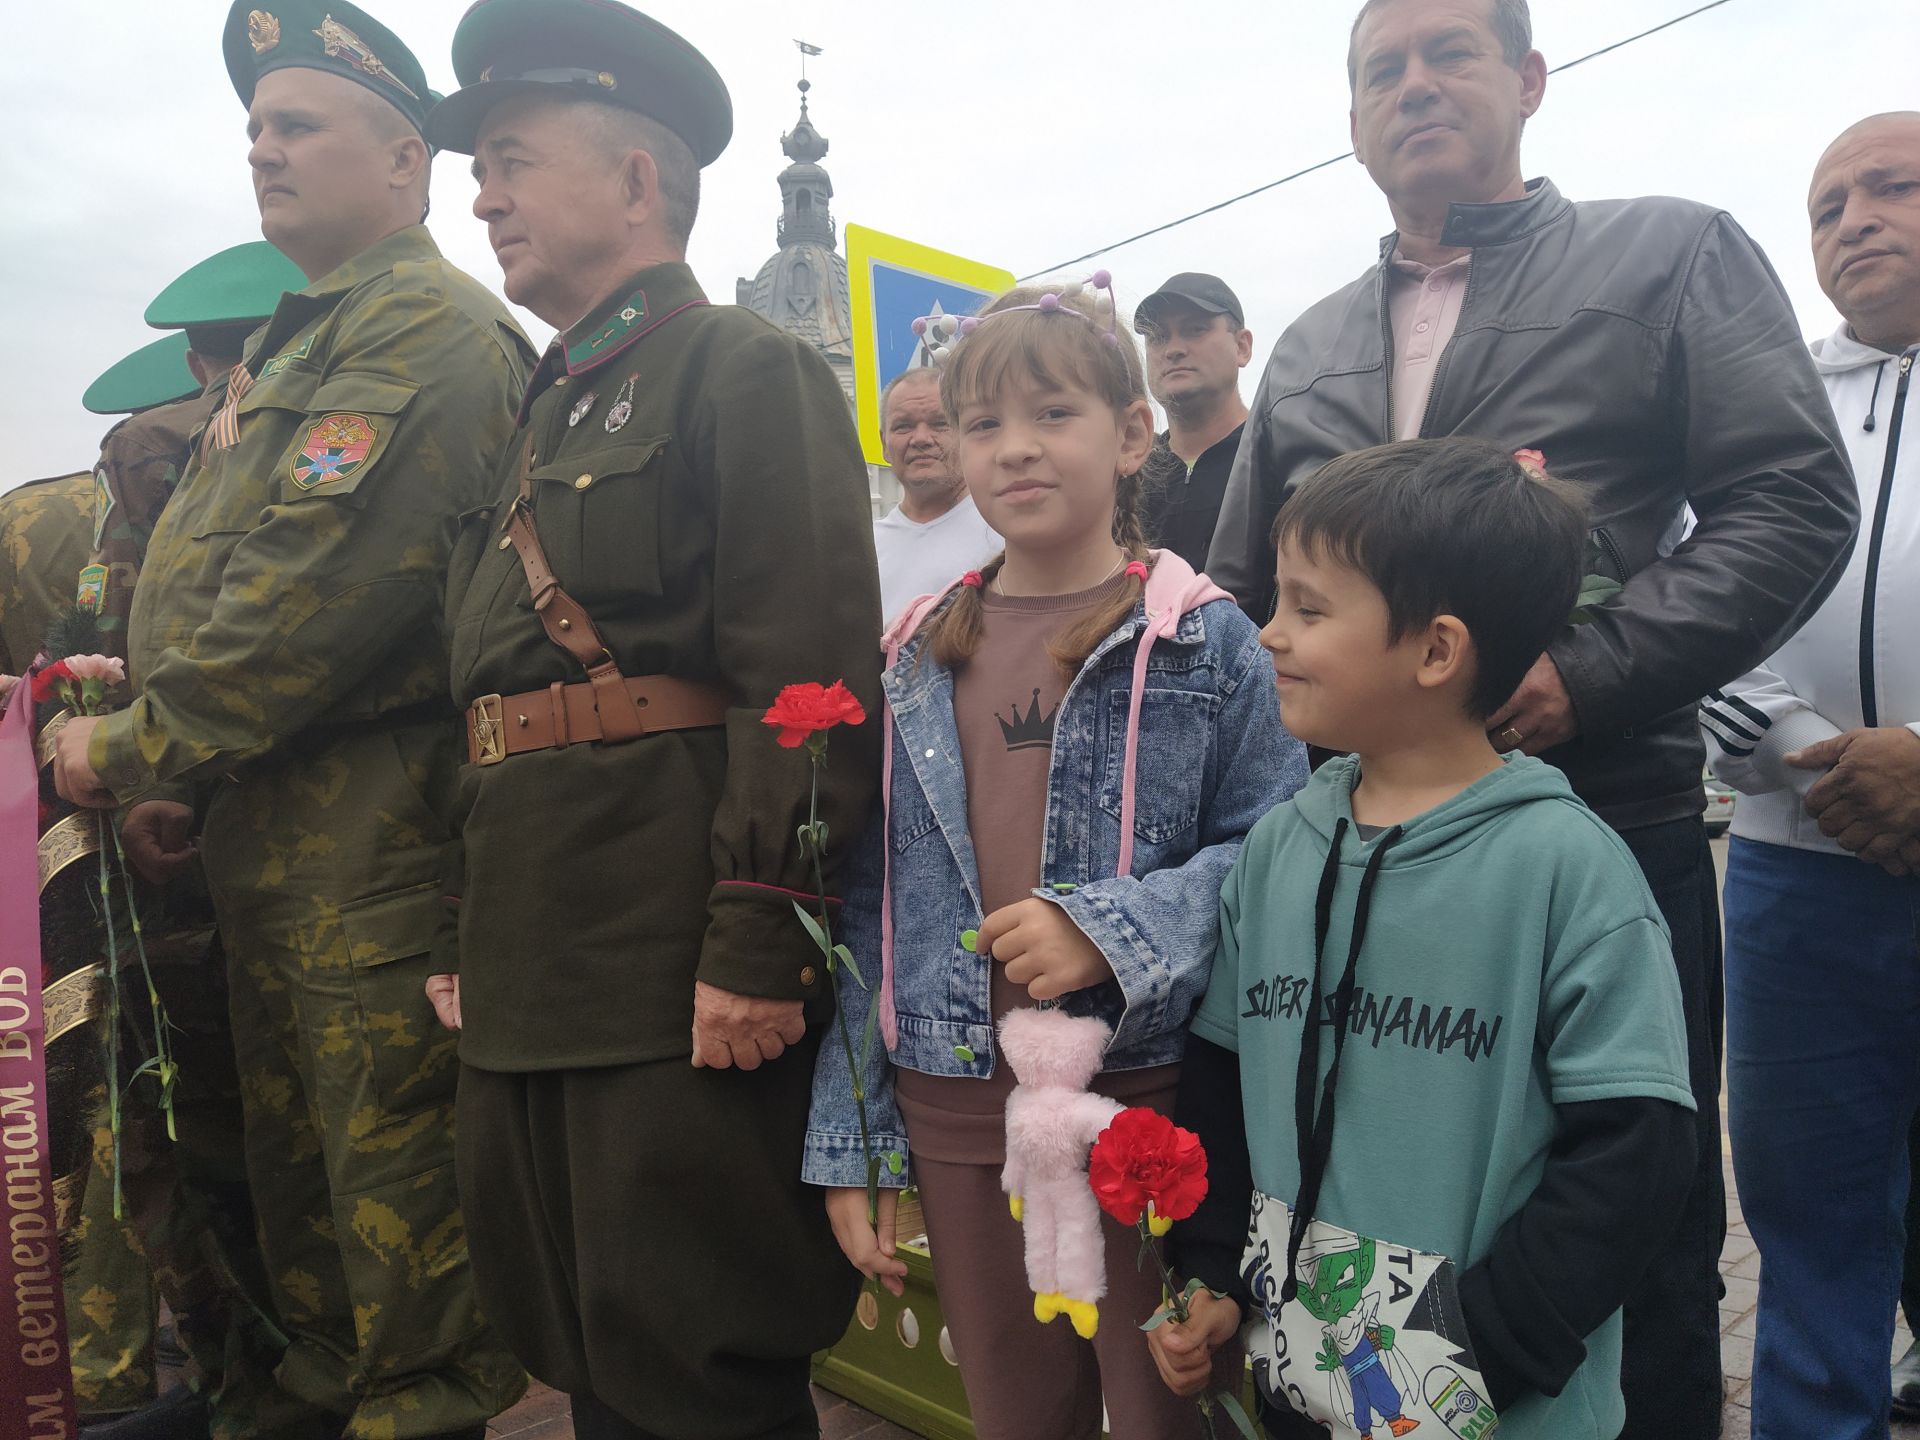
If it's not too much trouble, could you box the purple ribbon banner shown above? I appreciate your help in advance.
[0,689,78,1438]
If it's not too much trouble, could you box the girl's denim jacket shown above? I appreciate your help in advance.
[803,551,1308,1188]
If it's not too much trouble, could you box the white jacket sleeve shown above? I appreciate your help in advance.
[1700,666,1843,797]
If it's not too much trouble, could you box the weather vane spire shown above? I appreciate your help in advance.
[795,37,822,92]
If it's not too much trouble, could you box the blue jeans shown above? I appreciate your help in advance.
[1726,837,1920,1440]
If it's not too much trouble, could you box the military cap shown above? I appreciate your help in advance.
[145,241,304,332]
[224,0,434,136]
[427,0,732,165]
[82,334,200,416]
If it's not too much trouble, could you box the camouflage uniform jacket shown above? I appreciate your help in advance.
[90,226,535,806]
[445,262,883,1070]
[0,471,93,673]
[84,379,230,660]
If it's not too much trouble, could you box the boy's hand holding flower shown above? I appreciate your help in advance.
[977,899,1112,1000]
[1147,1289,1242,1398]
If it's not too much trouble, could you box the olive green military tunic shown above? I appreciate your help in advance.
[0,472,93,673]
[87,224,536,1439]
[445,262,882,1437]
[445,261,883,1067]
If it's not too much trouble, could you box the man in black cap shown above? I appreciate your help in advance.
[53,4,535,1437]
[1132,273,1254,570]
[424,2,882,1437]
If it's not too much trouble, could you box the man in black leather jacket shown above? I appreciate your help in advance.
[1207,1,1858,1435]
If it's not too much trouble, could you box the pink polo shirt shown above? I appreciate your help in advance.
[1386,250,1471,440]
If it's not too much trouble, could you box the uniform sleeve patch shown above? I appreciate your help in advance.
[75,564,107,613]
[291,413,377,489]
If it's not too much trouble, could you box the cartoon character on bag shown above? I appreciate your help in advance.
[1296,1232,1423,1439]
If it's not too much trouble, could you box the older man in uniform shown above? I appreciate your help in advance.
[52,4,534,1436]
[423,2,882,1436]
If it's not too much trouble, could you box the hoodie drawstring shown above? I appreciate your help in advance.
[1281,817,1406,1304]
[1866,358,1888,433]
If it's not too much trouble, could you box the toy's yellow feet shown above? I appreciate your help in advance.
[1009,1194,1023,1222]
[1034,1292,1063,1324]
[1065,1299,1099,1339]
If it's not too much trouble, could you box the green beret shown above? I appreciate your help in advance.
[224,0,433,136]
[145,241,305,330]
[427,0,732,165]
[83,334,201,417]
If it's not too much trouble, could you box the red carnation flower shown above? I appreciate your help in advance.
[1088,1106,1209,1230]
[762,680,866,748]
[30,659,74,706]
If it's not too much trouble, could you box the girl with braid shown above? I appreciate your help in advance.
[805,279,1307,1437]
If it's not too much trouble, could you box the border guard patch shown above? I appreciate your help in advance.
[291,412,376,489]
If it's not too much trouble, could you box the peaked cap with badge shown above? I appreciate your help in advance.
[426,0,732,164]
[224,0,433,134]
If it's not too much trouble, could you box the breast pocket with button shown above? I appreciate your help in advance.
[525,435,670,613]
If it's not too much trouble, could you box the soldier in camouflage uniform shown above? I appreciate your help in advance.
[426,4,882,1436]
[53,5,534,1436]
[0,466,164,1424]
[0,472,94,675]
[74,244,327,1440]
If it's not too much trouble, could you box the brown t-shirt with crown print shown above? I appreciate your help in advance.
[894,575,1177,1165]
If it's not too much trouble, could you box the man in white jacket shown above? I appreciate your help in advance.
[1702,111,1920,1440]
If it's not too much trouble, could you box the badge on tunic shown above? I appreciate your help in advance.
[568,391,597,427]
[75,565,107,615]
[605,373,637,434]
[248,9,281,53]
[291,413,377,489]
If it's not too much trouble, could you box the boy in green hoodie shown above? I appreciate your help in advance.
[1149,438,1698,1440]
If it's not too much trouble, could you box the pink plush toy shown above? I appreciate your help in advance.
[1000,1008,1123,1339]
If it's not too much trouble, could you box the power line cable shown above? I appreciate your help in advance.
[1017,0,1741,280]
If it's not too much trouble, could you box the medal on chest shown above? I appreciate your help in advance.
[605,372,637,434]
[567,390,598,427]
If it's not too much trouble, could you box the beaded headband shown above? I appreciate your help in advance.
[911,269,1119,366]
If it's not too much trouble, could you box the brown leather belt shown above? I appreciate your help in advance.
[467,674,729,765]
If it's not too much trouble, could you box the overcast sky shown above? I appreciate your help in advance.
[4,0,1916,490]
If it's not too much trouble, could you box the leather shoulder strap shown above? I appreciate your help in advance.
[501,440,648,741]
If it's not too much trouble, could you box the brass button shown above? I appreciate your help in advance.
[496,535,512,549]
[800,966,818,986]
[557,618,572,630]
[554,375,569,386]
[574,473,592,490]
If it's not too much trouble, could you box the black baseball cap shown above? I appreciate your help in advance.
[1133,272,1244,332]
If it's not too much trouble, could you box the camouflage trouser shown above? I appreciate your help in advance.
[119,931,326,1440]
[201,726,526,1440]
[65,1105,158,1417]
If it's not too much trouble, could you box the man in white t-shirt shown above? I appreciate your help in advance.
[872,367,999,620]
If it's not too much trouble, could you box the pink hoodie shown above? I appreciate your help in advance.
[873,550,1232,1050]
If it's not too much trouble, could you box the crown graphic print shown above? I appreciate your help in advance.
[998,689,1059,752]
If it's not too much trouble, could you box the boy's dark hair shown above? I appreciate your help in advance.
[1274,437,1587,719]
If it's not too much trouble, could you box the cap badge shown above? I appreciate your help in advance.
[314,15,419,100]
[248,9,282,54]
[597,71,617,90]
[479,65,494,82]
